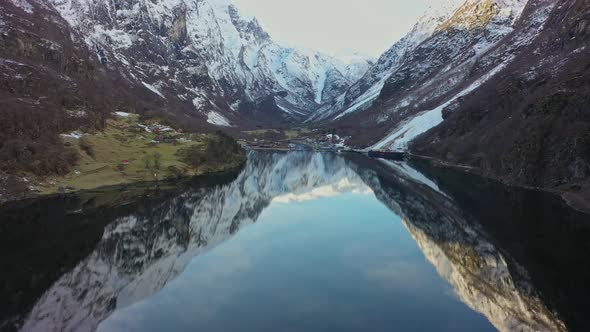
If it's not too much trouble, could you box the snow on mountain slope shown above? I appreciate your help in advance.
[307,0,466,123]
[410,0,590,194]
[46,0,371,125]
[371,62,508,151]
[8,0,34,13]
[316,0,554,152]
[257,44,372,114]
[367,0,554,151]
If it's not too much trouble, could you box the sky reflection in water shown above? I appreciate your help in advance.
[10,151,588,332]
[99,188,493,332]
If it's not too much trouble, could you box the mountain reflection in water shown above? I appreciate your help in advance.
[1,151,589,332]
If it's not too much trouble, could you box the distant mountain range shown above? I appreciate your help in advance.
[14,0,373,126]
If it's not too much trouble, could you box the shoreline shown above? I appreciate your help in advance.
[243,148,590,214]
[0,115,248,206]
[408,153,590,215]
[4,148,588,215]
[0,160,246,207]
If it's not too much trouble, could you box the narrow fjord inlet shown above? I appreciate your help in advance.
[1,0,590,331]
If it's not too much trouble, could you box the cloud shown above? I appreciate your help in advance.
[272,177,373,203]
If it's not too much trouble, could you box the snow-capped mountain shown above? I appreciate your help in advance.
[411,0,590,193]
[43,0,371,125]
[304,0,589,210]
[310,0,545,146]
[307,0,468,123]
[367,0,535,150]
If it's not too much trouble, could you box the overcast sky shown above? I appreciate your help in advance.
[232,0,431,57]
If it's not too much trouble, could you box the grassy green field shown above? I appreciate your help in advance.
[37,115,243,195]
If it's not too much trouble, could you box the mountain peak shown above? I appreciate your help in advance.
[227,3,271,41]
[436,0,528,31]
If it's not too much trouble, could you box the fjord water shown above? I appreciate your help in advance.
[2,152,590,332]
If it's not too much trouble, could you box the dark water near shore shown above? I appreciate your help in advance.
[1,151,589,332]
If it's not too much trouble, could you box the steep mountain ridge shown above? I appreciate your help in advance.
[412,0,590,204]
[307,0,468,123]
[368,0,539,150]
[313,0,532,141]
[46,0,371,125]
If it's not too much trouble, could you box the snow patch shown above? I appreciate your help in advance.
[9,0,34,13]
[61,132,84,139]
[207,111,232,127]
[192,96,208,110]
[277,103,306,116]
[142,82,166,99]
[91,26,134,49]
[373,63,509,151]
[334,88,381,120]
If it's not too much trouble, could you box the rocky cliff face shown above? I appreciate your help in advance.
[45,0,371,125]
[411,0,590,199]
[367,0,548,150]
[314,0,534,145]
[0,0,160,181]
[307,0,466,123]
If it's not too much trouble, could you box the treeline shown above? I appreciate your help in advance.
[177,131,245,170]
[0,105,109,176]
[0,5,113,177]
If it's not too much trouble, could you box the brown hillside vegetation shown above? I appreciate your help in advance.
[0,3,109,175]
[0,1,216,179]
[412,0,590,209]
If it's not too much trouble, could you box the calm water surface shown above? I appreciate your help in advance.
[1,151,589,332]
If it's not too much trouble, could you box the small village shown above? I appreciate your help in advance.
[240,128,349,152]
[119,113,192,146]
